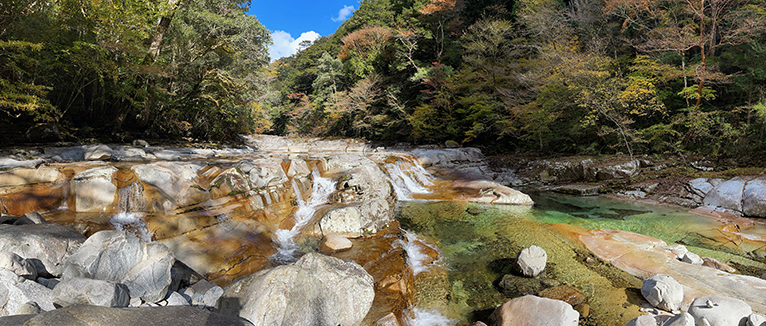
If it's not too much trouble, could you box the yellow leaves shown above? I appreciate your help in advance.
[420,0,457,15]
[619,77,665,116]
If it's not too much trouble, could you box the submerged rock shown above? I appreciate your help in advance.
[62,230,175,303]
[688,296,751,326]
[514,245,547,277]
[488,295,579,326]
[641,274,683,312]
[217,253,374,326]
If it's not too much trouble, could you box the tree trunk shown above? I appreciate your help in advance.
[144,0,183,64]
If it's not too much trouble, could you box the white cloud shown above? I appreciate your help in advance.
[268,30,321,61]
[332,5,355,22]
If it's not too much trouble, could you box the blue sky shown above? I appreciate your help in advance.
[247,1,357,61]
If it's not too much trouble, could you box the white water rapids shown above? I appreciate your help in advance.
[385,159,435,201]
[271,168,336,264]
[111,182,152,241]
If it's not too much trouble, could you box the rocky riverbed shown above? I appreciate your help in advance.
[2,136,766,325]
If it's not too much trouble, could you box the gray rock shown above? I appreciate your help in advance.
[165,291,190,306]
[84,144,113,161]
[702,257,736,273]
[624,315,659,326]
[514,245,547,277]
[189,280,223,307]
[15,301,41,315]
[0,252,37,280]
[704,177,748,212]
[0,269,54,316]
[13,212,46,225]
[133,139,150,148]
[749,314,766,326]
[61,230,174,303]
[488,295,579,326]
[34,277,58,290]
[681,252,704,265]
[641,274,683,312]
[688,296,751,326]
[132,162,208,210]
[218,253,374,326]
[14,304,254,326]
[743,178,766,217]
[663,313,695,326]
[0,223,86,277]
[112,147,148,162]
[73,166,118,212]
[51,277,130,308]
[688,178,717,197]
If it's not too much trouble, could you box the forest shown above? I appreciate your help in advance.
[2,0,766,162]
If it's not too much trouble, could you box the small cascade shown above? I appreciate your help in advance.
[385,158,435,200]
[111,182,151,241]
[271,168,336,264]
[404,308,457,326]
[399,231,440,276]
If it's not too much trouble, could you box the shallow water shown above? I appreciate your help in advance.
[397,192,766,325]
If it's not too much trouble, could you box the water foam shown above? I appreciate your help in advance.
[111,182,151,241]
[272,168,336,263]
[404,308,457,326]
[111,212,152,242]
[400,231,441,276]
[385,158,435,200]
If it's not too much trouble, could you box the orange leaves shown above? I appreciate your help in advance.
[338,26,393,60]
[420,0,457,15]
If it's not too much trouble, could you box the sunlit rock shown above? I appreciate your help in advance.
[73,166,117,212]
[0,269,55,316]
[688,296,751,326]
[743,177,766,217]
[62,230,175,303]
[84,144,113,161]
[0,252,37,280]
[488,295,579,326]
[455,180,534,205]
[514,245,547,277]
[0,167,63,187]
[703,177,748,212]
[217,253,374,326]
[625,315,659,326]
[12,305,254,325]
[133,162,208,210]
[663,312,695,326]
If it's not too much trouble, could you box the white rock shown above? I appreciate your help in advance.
[489,295,579,326]
[61,230,175,303]
[688,296,752,326]
[664,244,688,260]
[73,166,117,212]
[218,253,374,326]
[515,245,547,277]
[640,274,683,312]
[0,269,55,315]
[624,315,658,326]
[0,252,37,280]
[749,313,766,326]
[681,252,704,265]
[663,313,695,326]
[84,144,113,161]
[322,234,353,252]
[0,223,86,277]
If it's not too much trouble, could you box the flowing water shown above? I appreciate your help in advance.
[111,181,152,241]
[271,168,336,264]
[385,159,435,201]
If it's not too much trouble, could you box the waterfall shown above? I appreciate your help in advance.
[111,182,151,242]
[385,159,435,200]
[272,168,336,264]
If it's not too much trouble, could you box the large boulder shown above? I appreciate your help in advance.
[73,166,118,212]
[61,230,175,303]
[5,305,254,326]
[663,313,695,326]
[0,269,54,316]
[320,155,394,236]
[0,223,86,277]
[50,277,130,308]
[514,245,547,277]
[488,295,579,326]
[688,296,751,326]
[217,253,374,326]
[703,177,748,212]
[743,178,766,217]
[132,162,208,211]
[641,274,683,312]
[455,180,534,205]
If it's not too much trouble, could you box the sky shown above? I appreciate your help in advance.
[247,1,357,61]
